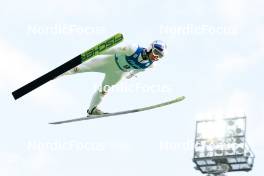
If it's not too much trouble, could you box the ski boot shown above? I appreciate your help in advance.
[87,107,108,116]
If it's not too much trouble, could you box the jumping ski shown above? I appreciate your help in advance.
[12,33,124,100]
[49,96,185,125]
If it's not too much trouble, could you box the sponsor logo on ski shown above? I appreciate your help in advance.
[81,34,123,60]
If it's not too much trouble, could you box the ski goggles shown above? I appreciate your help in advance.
[152,48,164,58]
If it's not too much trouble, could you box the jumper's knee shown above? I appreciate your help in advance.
[99,85,112,96]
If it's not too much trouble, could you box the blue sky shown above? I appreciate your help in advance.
[0,0,263,175]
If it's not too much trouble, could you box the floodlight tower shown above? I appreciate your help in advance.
[193,116,255,176]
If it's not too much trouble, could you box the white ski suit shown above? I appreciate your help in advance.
[64,44,154,111]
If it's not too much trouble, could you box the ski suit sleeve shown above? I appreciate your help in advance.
[126,69,144,79]
[126,64,155,79]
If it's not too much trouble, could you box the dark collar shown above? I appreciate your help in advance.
[141,48,150,60]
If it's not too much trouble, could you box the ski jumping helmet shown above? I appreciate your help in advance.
[149,40,167,58]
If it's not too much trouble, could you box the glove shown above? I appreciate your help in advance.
[126,73,137,79]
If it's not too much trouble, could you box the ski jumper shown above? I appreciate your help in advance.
[63,44,153,110]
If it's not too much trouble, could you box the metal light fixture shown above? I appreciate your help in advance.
[193,116,255,176]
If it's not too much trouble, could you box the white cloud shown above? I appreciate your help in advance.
[0,151,55,176]
[195,90,250,120]
[0,39,39,87]
[0,152,21,176]
[0,39,79,111]
[1,0,108,20]
[215,0,248,23]
[256,24,264,55]
[215,54,257,78]
[225,90,250,115]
